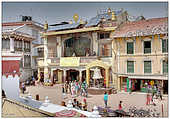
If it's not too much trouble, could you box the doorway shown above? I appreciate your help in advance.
[67,70,79,82]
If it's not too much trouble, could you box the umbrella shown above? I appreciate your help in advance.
[55,109,86,117]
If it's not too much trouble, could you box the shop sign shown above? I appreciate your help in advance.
[38,60,44,66]
[60,57,80,67]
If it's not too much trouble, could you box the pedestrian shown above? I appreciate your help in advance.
[104,91,108,108]
[75,81,79,96]
[21,82,26,94]
[146,93,150,105]
[82,98,87,111]
[119,101,122,110]
[71,82,75,97]
[62,84,66,99]
[65,81,68,94]
[157,87,163,100]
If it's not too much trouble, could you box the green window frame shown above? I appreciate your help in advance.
[144,41,151,54]
[127,42,134,54]
[162,39,168,53]
[163,60,168,74]
[127,61,134,73]
[144,61,152,73]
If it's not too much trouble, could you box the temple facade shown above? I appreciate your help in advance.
[37,8,128,88]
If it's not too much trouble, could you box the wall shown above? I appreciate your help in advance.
[2,74,20,100]
[116,34,167,75]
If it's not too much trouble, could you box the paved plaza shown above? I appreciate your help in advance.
[21,84,168,117]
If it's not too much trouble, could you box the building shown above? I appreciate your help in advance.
[38,8,129,88]
[2,17,44,81]
[112,17,168,94]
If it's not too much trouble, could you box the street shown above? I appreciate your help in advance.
[21,84,168,117]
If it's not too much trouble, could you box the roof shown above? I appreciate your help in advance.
[2,21,44,28]
[85,10,122,27]
[2,98,54,117]
[113,17,168,38]
[48,23,80,31]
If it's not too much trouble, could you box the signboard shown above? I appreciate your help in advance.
[60,57,80,67]
[38,60,44,66]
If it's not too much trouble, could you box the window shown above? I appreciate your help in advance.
[2,38,10,49]
[99,32,110,39]
[100,43,112,57]
[144,61,152,73]
[162,39,168,53]
[163,60,168,74]
[127,42,134,54]
[24,55,31,67]
[127,61,134,73]
[144,41,151,54]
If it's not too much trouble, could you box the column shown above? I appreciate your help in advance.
[79,70,83,82]
[10,37,14,52]
[56,36,62,57]
[86,68,90,86]
[44,36,49,82]
[51,69,54,84]
[38,68,41,82]
[63,70,67,83]
[117,77,121,91]
[105,68,109,88]
[92,32,98,55]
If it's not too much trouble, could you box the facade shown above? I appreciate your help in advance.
[112,17,168,94]
[38,8,129,88]
[2,18,43,81]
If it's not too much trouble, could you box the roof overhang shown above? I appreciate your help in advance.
[42,26,117,36]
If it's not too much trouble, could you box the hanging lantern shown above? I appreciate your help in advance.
[92,67,103,79]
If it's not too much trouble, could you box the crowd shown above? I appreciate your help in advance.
[62,80,88,98]
[146,83,163,106]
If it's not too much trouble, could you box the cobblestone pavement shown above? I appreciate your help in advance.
[21,84,168,117]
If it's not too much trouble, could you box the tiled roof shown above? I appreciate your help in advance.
[113,17,168,38]
[85,10,122,27]
[48,23,80,31]
[2,98,54,117]
[2,21,44,28]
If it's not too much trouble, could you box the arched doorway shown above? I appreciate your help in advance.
[86,60,111,88]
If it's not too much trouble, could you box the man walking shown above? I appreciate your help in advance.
[104,91,108,108]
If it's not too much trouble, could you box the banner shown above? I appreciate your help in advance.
[60,57,80,67]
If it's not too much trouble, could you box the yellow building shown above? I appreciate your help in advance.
[37,8,129,88]
[112,17,168,93]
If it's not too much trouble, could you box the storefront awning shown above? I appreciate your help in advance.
[128,75,168,80]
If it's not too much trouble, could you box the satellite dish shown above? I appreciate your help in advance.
[73,14,79,23]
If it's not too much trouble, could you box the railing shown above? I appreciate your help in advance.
[144,48,151,54]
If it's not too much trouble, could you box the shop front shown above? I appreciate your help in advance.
[120,76,167,94]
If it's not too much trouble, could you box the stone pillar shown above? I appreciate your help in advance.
[51,69,54,84]
[86,68,90,86]
[10,37,14,52]
[44,36,49,82]
[79,70,83,82]
[92,32,98,55]
[38,68,41,82]
[117,77,121,91]
[56,36,62,57]
[106,68,109,88]
[63,70,67,83]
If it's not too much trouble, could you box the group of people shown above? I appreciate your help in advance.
[146,84,163,106]
[62,80,88,98]
[72,98,88,111]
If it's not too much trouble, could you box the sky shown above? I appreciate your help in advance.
[2,2,168,25]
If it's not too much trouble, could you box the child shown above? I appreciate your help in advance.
[104,92,108,108]
[119,101,122,110]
